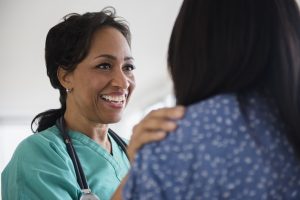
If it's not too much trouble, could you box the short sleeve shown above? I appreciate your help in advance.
[1,134,81,200]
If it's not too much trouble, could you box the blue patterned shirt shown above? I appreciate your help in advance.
[123,92,300,200]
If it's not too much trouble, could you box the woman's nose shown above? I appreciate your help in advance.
[111,69,130,89]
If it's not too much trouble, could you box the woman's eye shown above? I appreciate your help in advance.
[96,63,111,70]
[123,64,136,71]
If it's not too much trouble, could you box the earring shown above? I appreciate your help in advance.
[66,88,72,93]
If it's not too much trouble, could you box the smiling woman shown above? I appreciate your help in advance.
[58,27,136,133]
[1,7,184,200]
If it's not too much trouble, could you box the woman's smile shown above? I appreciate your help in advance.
[99,92,128,109]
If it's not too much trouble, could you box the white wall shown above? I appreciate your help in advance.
[0,0,183,195]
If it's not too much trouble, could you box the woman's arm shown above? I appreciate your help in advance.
[111,106,185,199]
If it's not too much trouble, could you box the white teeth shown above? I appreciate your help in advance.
[101,95,126,102]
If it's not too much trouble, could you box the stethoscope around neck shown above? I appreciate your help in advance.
[56,116,128,200]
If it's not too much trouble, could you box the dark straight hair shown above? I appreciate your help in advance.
[31,7,131,133]
[168,0,300,154]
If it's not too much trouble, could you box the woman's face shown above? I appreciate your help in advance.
[66,27,135,124]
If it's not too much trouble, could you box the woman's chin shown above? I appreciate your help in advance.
[98,114,123,124]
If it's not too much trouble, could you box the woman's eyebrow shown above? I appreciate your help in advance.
[95,54,134,61]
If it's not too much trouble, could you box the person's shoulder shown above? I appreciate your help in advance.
[138,93,243,154]
[22,125,62,146]
[134,93,243,168]
[185,93,238,118]
[178,93,240,131]
[2,126,79,199]
[2,125,69,180]
[9,125,66,162]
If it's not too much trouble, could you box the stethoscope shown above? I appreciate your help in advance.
[56,116,129,200]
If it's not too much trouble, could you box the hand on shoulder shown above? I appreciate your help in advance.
[127,106,185,163]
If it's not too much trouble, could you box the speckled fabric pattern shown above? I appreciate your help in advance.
[123,92,300,200]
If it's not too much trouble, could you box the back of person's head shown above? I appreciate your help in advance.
[31,7,131,132]
[168,0,300,153]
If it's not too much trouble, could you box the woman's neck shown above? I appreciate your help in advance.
[63,112,111,153]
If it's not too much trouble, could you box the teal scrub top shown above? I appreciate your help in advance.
[1,125,130,200]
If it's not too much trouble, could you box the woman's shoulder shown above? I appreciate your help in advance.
[180,93,241,129]
[186,93,239,117]
[2,126,80,199]
[9,125,67,163]
[139,94,242,155]
[2,125,70,182]
[152,92,272,150]
[21,125,62,145]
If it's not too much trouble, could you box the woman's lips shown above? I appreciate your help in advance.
[100,94,127,108]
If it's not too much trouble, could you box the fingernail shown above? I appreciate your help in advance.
[158,132,167,138]
[176,106,185,116]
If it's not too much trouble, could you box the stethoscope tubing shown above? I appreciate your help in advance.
[56,116,128,191]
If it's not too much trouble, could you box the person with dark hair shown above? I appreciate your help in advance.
[1,7,184,200]
[121,0,300,199]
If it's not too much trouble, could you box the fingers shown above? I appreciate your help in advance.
[132,105,185,141]
[132,117,177,133]
[146,106,185,120]
[129,130,167,151]
[127,130,167,162]
[127,106,185,163]
[135,130,167,144]
[130,128,167,146]
[138,106,185,130]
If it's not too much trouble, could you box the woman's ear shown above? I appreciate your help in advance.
[57,66,73,90]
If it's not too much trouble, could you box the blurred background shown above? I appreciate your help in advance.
[0,0,183,192]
